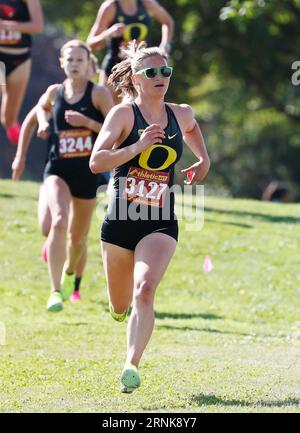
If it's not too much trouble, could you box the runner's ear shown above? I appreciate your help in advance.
[131,74,139,86]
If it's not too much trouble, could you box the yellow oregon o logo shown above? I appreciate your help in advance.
[123,23,148,42]
[139,145,177,171]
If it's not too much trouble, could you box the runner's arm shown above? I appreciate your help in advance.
[36,85,58,139]
[90,106,139,173]
[12,107,38,180]
[87,85,115,132]
[178,104,210,184]
[93,85,115,122]
[86,1,116,52]
[143,0,174,51]
[90,105,165,173]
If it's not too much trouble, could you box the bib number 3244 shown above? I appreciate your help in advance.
[59,129,93,158]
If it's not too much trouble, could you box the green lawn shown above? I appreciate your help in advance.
[0,179,299,413]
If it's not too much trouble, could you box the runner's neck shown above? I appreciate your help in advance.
[65,79,88,97]
[135,98,166,125]
[118,0,138,16]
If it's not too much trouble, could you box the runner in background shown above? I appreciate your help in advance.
[11,54,104,304]
[0,0,44,144]
[36,40,114,312]
[87,0,174,103]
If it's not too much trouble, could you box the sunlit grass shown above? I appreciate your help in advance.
[0,180,299,413]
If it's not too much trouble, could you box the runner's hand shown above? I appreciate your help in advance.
[65,110,88,128]
[181,160,208,185]
[12,157,25,181]
[107,23,125,39]
[0,20,14,31]
[136,124,165,153]
[37,122,50,140]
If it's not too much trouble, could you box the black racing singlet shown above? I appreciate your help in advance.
[0,0,32,48]
[108,103,183,221]
[49,81,103,162]
[108,0,151,58]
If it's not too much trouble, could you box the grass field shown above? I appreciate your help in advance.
[0,179,299,413]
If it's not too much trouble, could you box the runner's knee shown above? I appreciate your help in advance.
[134,279,156,306]
[52,213,68,233]
[40,219,51,237]
[67,232,87,248]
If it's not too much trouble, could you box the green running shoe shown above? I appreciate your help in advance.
[47,292,63,313]
[61,271,74,301]
[109,302,129,322]
[120,363,141,393]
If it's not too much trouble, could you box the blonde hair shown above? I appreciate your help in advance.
[60,39,91,59]
[108,41,167,99]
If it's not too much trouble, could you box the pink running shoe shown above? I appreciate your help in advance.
[70,291,81,304]
[7,123,21,145]
[41,240,48,263]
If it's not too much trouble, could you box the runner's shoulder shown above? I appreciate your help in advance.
[142,0,158,10]
[166,102,192,113]
[45,83,62,98]
[108,102,135,119]
[92,83,112,99]
[40,84,62,106]
[102,0,116,7]
[167,103,195,131]
[99,0,116,15]
[166,102,194,120]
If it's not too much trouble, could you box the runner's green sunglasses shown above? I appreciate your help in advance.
[135,66,173,79]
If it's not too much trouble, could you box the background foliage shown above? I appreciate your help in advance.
[40,0,300,198]
[2,0,300,199]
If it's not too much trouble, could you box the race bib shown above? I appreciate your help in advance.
[124,166,170,208]
[0,30,21,45]
[58,129,93,159]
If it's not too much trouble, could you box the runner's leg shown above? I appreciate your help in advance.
[44,175,71,292]
[127,233,177,366]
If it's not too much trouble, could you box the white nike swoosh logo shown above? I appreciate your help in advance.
[168,133,178,140]
[138,14,146,20]
[80,107,88,111]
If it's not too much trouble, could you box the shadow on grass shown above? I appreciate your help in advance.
[0,192,37,202]
[61,322,90,326]
[0,193,14,199]
[205,207,300,225]
[155,312,222,320]
[183,202,300,224]
[157,324,251,336]
[190,393,300,408]
[205,218,253,229]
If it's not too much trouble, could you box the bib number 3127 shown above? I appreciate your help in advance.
[124,166,170,208]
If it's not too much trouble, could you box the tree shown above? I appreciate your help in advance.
[24,1,300,197]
